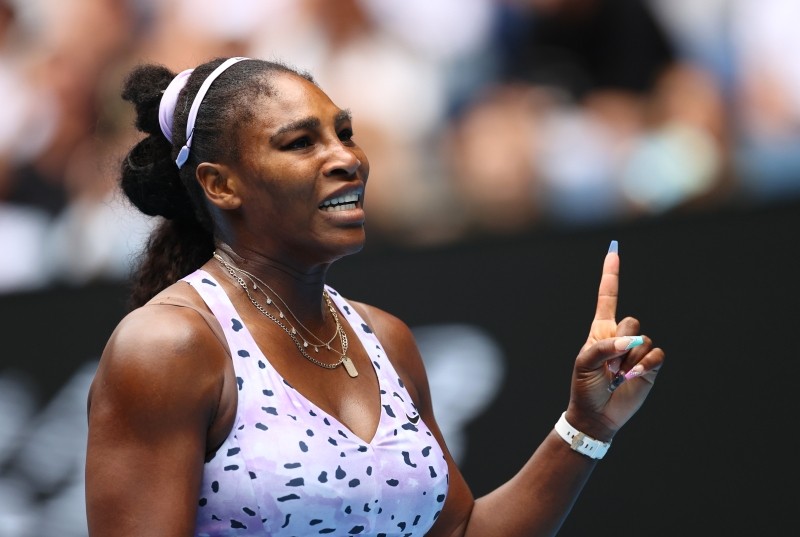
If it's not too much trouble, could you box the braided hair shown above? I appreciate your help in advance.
[119,57,314,308]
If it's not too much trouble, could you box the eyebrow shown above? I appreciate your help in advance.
[269,109,353,143]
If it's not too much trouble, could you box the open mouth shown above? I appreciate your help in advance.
[319,192,361,212]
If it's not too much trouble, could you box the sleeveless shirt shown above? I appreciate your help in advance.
[182,270,449,537]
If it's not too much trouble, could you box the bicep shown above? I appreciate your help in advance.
[86,310,224,536]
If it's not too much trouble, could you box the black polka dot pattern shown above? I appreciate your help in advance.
[186,271,449,536]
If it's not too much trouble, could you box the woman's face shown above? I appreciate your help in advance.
[224,72,370,268]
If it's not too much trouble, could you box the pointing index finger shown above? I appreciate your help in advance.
[594,240,620,323]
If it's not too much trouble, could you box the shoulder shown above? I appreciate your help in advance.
[88,280,228,426]
[350,300,414,344]
[103,281,223,375]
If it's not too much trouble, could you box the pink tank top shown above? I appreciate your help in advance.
[183,270,449,536]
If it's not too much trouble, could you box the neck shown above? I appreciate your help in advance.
[214,242,331,324]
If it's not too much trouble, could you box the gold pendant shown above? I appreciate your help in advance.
[341,356,358,378]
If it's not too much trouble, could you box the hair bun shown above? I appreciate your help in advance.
[122,64,176,137]
[121,137,195,221]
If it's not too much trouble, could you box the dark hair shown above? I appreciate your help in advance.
[120,57,315,309]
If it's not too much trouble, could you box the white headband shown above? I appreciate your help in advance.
[158,57,250,169]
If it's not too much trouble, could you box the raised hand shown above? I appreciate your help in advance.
[568,241,665,440]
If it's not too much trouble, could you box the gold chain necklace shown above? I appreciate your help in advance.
[214,253,338,351]
[214,252,358,377]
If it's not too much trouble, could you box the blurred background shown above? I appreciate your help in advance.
[0,0,797,535]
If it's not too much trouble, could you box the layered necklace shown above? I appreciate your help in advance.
[213,251,358,378]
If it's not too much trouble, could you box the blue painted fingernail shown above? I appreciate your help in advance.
[614,335,644,351]
[625,335,644,350]
[608,240,618,254]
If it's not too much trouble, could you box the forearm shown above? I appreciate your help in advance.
[461,430,598,537]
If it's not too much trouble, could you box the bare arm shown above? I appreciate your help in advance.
[85,303,230,536]
[354,244,665,537]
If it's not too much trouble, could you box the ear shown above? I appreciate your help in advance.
[196,162,242,210]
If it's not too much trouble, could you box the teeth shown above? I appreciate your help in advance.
[322,203,357,212]
[320,192,360,210]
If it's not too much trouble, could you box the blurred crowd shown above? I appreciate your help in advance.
[2,0,800,294]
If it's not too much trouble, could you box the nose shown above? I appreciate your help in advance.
[322,142,362,178]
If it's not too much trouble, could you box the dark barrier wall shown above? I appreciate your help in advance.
[2,199,797,535]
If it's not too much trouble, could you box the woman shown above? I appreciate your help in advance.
[85,56,664,536]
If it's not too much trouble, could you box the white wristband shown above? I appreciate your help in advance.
[554,412,611,460]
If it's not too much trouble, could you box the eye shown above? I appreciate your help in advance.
[338,128,354,144]
[284,136,312,150]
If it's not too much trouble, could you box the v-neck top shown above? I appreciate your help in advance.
[183,270,449,537]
